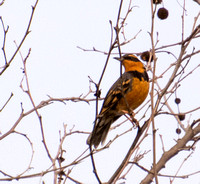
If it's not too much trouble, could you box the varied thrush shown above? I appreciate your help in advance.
[87,54,149,148]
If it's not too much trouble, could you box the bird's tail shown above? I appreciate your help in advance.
[87,115,120,148]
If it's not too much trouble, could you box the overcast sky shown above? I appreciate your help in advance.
[0,0,200,184]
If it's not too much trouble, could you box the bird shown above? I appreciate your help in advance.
[87,54,149,148]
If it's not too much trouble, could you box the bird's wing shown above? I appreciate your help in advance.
[100,73,133,116]
[88,73,133,147]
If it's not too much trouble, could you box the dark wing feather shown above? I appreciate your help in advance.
[99,72,133,116]
[87,72,137,147]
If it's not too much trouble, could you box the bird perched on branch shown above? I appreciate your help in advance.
[87,54,149,148]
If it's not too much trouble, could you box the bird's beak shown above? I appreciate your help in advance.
[114,56,123,62]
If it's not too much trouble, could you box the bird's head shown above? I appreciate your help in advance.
[114,54,145,72]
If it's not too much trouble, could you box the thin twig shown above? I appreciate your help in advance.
[150,0,158,183]
[0,0,40,75]
[0,93,13,112]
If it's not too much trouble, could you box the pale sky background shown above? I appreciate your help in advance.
[0,0,200,184]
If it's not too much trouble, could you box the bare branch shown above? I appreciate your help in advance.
[0,0,39,75]
[140,121,200,184]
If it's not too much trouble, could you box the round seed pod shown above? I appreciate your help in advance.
[140,51,153,62]
[175,98,181,104]
[157,8,169,20]
[153,0,162,4]
[178,113,185,121]
[176,128,181,134]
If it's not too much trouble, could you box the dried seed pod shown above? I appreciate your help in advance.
[94,89,101,98]
[175,98,181,104]
[140,51,153,62]
[176,128,181,134]
[153,0,162,4]
[157,8,169,20]
[178,113,185,121]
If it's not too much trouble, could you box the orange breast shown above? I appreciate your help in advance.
[116,77,149,113]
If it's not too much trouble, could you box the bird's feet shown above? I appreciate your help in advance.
[122,111,139,128]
